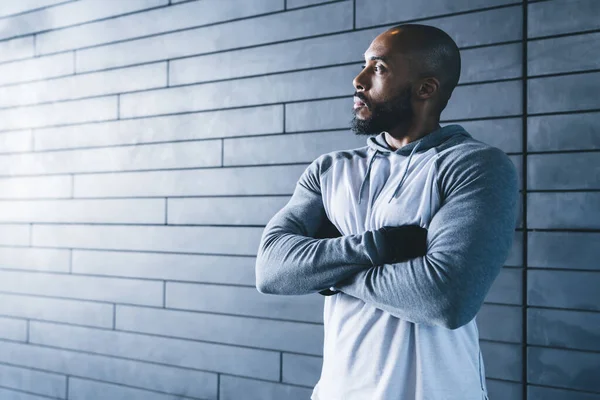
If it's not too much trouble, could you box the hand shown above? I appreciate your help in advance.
[376,224,428,264]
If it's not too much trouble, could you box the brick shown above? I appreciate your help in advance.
[290,104,523,142]
[76,2,351,73]
[528,385,600,400]
[528,112,600,152]
[121,64,356,118]
[0,293,113,328]
[0,363,66,399]
[0,0,67,18]
[0,387,52,400]
[459,43,522,84]
[224,131,366,166]
[34,105,283,151]
[529,32,600,76]
[287,0,335,8]
[527,192,600,229]
[0,63,166,109]
[0,96,117,131]
[32,224,263,256]
[0,340,217,399]
[68,378,193,400]
[281,353,322,386]
[528,72,600,114]
[220,375,313,400]
[528,232,600,271]
[0,0,168,43]
[166,282,324,323]
[0,53,74,87]
[0,130,33,153]
[356,0,517,29]
[480,341,522,382]
[0,247,70,272]
[74,164,306,197]
[477,304,522,343]
[458,118,522,154]
[528,153,600,190]
[286,98,350,132]
[528,346,600,393]
[116,305,324,355]
[0,175,71,199]
[506,232,523,267]
[0,270,163,306]
[528,308,600,352]
[0,140,220,177]
[486,379,523,400]
[510,154,523,190]
[0,37,34,64]
[0,224,30,246]
[168,196,289,225]
[72,250,256,285]
[442,80,522,120]
[0,316,27,341]
[528,0,600,38]
[40,0,283,56]
[30,321,280,381]
[485,267,522,306]
[528,270,600,312]
[0,199,165,224]
[169,30,369,86]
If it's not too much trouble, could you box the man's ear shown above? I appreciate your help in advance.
[416,77,440,100]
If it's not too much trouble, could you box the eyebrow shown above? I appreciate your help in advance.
[365,55,389,63]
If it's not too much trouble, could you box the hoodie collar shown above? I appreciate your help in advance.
[366,123,470,155]
[357,124,470,205]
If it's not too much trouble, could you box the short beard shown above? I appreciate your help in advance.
[351,86,413,136]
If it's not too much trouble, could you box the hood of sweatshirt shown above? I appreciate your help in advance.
[358,124,472,204]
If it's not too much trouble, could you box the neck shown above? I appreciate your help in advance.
[384,116,441,150]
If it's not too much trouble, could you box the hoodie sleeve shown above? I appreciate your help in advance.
[334,146,519,329]
[255,154,387,295]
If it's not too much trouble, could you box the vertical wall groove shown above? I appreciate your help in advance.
[521,1,529,398]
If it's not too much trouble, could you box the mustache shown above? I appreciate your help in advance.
[353,92,370,107]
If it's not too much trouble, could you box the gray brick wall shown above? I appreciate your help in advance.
[0,0,596,399]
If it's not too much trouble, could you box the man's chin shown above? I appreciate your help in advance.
[351,116,379,136]
[353,106,371,119]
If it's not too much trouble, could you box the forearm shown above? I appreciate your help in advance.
[256,217,386,295]
[335,253,500,329]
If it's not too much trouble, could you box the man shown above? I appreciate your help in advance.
[255,23,518,400]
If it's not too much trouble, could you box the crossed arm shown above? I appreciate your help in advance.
[255,148,519,329]
[255,154,389,295]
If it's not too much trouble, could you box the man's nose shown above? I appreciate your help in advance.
[353,70,369,92]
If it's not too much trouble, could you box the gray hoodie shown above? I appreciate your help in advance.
[255,124,519,400]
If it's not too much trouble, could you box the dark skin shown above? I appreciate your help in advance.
[353,28,443,150]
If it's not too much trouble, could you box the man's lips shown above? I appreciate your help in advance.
[353,96,368,109]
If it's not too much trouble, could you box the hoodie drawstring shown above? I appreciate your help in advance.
[387,140,422,203]
[358,149,379,205]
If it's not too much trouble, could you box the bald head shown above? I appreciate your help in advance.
[385,24,461,112]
